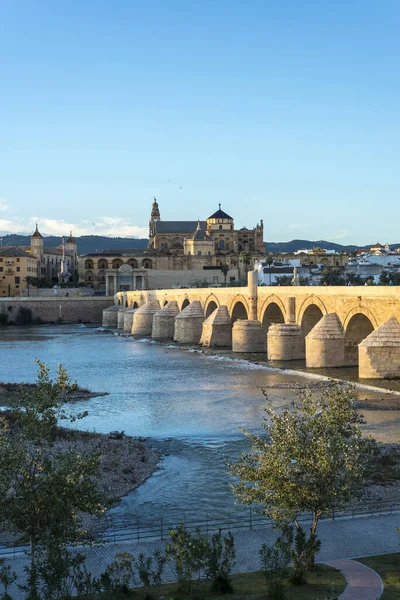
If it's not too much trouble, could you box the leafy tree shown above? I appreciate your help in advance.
[320,268,345,286]
[275,275,292,286]
[0,361,107,600]
[220,263,230,285]
[230,384,374,568]
[241,252,252,274]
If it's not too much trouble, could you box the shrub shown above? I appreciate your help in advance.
[259,534,290,599]
[14,306,33,325]
[136,549,167,589]
[104,551,135,591]
[207,530,236,594]
[166,524,209,592]
[0,313,8,326]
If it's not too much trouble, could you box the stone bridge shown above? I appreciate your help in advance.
[107,273,400,379]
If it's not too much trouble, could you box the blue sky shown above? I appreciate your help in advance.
[1,0,399,244]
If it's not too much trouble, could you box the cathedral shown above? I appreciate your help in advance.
[78,199,265,293]
[148,198,265,255]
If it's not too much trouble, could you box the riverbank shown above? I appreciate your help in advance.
[0,381,109,404]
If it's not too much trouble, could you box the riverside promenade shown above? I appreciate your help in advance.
[1,512,397,598]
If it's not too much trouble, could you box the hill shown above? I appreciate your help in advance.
[1,234,399,255]
[265,239,360,253]
[0,235,149,255]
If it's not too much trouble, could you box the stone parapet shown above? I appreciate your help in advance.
[268,323,304,361]
[123,308,138,332]
[102,304,121,328]
[131,299,161,336]
[200,305,232,347]
[152,301,180,339]
[232,320,266,353]
[305,313,345,368]
[359,316,400,378]
[174,301,204,344]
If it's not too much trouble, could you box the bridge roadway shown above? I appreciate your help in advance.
[116,276,400,348]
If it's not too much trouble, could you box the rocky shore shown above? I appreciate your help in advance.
[0,381,108,404]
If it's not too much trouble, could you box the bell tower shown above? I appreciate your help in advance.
[148,197,161,248]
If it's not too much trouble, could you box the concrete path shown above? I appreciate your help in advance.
[325,559,383,600]
[1,513,396,598]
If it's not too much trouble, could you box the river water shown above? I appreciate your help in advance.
[1,325,399,528]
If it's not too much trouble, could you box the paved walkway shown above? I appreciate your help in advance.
[1,513,395,598]
[325,559,383,600]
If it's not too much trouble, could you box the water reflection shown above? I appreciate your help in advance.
[1,324,399,525]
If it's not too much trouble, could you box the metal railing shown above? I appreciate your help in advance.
[1,499,399,557]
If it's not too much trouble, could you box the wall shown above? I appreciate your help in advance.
[0,297,113,324]
[22,287,99,298]
[147,268,238,289]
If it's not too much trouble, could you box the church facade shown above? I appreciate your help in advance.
[78,199,265,293]
[148,198,264,255]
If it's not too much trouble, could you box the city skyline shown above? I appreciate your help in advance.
[1,0,399,244]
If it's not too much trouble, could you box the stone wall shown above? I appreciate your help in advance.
[147,268,238,289]
[0,297,113,324]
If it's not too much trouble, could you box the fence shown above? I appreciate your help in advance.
[1,499,399,557]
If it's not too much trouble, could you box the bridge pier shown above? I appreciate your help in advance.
[305,313,345,368]
[131,299,161,336]
[152,301,180,340]
[232,320,266,353]
[359,316,400,378]
[267,323,304,361]
[200,305,232,347]
[174,301,204,344]
[123,308,138,332]
[102,304,121,328]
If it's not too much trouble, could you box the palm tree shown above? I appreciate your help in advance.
[241,252,252,274]
[220,263,230,285]
[265,254,274,285]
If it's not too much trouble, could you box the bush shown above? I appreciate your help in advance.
[0,313,8,326]
[259,534,290,599]
[207,530,236,594]
[14,306,33,325]
[166,524,209,593]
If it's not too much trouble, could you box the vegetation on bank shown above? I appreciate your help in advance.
[0,366,395,600]
[0,380,108,404]
[357,554,400,600]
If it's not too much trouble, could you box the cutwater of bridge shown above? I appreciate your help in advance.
[111,275,400,377]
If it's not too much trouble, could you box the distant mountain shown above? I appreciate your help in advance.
[1,234,399,255]
[266,239,360,253]
[0,234,148,255]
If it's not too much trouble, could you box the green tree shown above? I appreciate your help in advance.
[220,263,230,285]
[0,361,107,600]
[241,252,252,275]
[320,268,345,286]
[229,384,374,567]
[265,255,274,285]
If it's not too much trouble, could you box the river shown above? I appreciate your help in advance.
[1,324,399,528]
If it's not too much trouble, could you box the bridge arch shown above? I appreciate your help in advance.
[259,295,286,332]
[343,306,377,365]
[163,299,169,307]
[132,301,139,309]
[181,298,190,310]
[205,294,220,318]
[229,295,249,322]
[297,296,328,335]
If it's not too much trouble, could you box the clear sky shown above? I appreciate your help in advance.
[1,0,399,244]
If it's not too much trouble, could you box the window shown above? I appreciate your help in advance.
[219,225,222,230]
[17,267,20,272]
[0,258,2,262]
[197,251,201,256]
[17,258,20,262]
[0,268,2,272]
[15,277,20,284]
[213,276,219,283]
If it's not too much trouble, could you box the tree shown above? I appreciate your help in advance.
[320,268,345,286]
[229,384,374,567]
[0,361,107,599]
[241,253,252,275]
[220,263,230,285]
[265,255,274,285]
